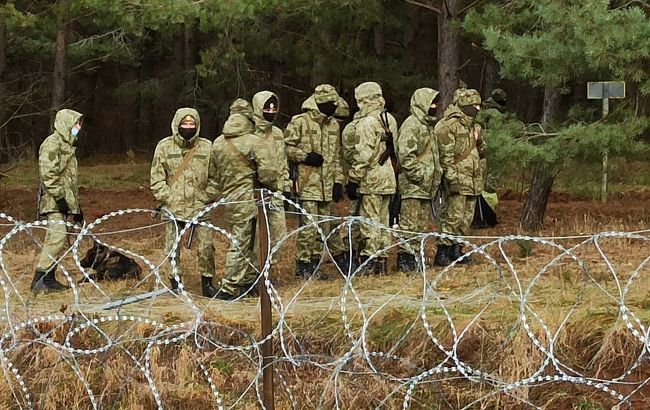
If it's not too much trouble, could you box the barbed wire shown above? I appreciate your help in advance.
[0,191,649,409]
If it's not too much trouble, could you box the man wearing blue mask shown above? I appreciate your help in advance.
[32,109,84,293]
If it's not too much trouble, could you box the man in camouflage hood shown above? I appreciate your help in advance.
[347,82,398,274]
[150,108,217,297]
[31,109,84,293]
[209,108,279,300]
[396,88,442,272]
[252,91,291,255]
[284,84,347,278]
[475,88,510,195]
[434,89,486,266]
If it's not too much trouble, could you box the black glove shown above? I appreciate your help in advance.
[303,152,324,167]
[346,181,360,201]
[332,183,344,203]
[56,197,70,214]
[282,191,293,211]
[73,211,84,224]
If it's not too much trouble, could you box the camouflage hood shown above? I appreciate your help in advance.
[252,90,278,132]
[483,97,506,113]
[171,107,201,148]
[445,103,474,126]
[222,113,253,138]
[355,82,385,118]
[54,109,83,146]
[410,87,439,125]
[300,94,328,121]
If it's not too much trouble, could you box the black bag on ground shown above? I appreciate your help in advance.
[472,194,498,229]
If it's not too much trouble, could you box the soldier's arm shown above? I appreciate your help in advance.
[431,133,443,190]
[39,140,66,200]
[436,122,460,185]
[348,118,379,183]
[283,118,308,163]
[206,146,220,201]
[332,123,345,185]
[397,123,424,183]
[150,143,171,204]
[255,140,280,191]
[274,134,293,192]
[475,124,488,159]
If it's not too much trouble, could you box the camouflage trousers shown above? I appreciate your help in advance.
[358,194,391,258]
[398,198,431,255]
[267,197,287,262]
[220,205,259,296]
[36,213,69,272]
[438,194,477,246]
[296,200,347,263]
[164,221,215,279]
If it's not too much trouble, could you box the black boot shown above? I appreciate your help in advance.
[434,245,452,267]
[43,269,69,290]
[451,244,471,264]
[214,289,237,301]
[310,258,329,280]
[30,270,45,292]
[333,253,352,276]
[31,269,68,293]
[396,252,417,272]
[296,260,312,279]
[201,276,219,298]
[375,257,388,275]
[170,277,180,293]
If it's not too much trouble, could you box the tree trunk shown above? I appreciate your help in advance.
[373,24,386,57]
[311,29,334,87]
[0,11,7,158]
[50,18,68,130]
[184,21,197,70]
[520,85,561,232]
[437,0,461,111]
[482,56,499,97]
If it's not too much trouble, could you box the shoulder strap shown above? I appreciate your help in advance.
[224,138,254,170]
[169,143,200,187]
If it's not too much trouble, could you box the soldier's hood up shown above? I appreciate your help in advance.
[171,107,201,147]
[54,109,83,146]
[222,113,254,138]
[252,90,278,132]
[301,94,328,120]
[445,103,474,126]
[355,82,385,118]
[410,87,439,125]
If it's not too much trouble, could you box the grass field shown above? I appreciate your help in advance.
[0,156,649,409]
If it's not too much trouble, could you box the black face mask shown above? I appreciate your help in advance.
[317,101,337,117]
[461,105,480,119]
[262,112,277,122]
[178,127,197,140]
[427,107,437,118]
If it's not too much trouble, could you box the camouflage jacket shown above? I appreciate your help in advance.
[348,96,397,195]
[38,109,83,216]
[150,108,213,220]
[252,90,292,193]
[284,95,344,201]
[397,88,442,200]
[210,113,279,205]
[435,105,486,196]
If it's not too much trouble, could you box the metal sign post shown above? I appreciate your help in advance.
[256,188,275,410]
[587,81,625,204]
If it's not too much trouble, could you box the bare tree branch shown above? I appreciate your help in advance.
[404,0,441,14]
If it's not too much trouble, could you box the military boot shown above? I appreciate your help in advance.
[375,257,388,275]
[333,253,350,275]
[214,289,237,301]
[296,260,313,279]
[310,258,329,280]
[169,277,181,293]
[31,269,68,293]
[201,276,219,298]
[396,252,417,273]
[450,244,471,264]
[433,245,452,267]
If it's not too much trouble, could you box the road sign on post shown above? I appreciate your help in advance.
[587,81,625,204]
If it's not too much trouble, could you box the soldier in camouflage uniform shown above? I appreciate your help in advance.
[210,110,279,299]
[252,91,291,254]
[150,108,217,297]
[31,109,84,293]
[434,89,486,266]
[396,88,442,272]
[284,84,347,278]
[476,88,510,194]
[346,82,398,274]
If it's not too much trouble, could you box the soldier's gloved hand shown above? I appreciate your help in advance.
[332,183,344,203]
[303,152,324,167]
[73,211,84,224]
[282,191,293,211]
[346,181,360,201]
[56,197,70,214]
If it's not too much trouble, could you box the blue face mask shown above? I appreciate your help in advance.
[71,127,80,137]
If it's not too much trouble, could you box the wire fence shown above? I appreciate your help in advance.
[0,190,649,409]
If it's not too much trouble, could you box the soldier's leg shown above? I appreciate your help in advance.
[221,214,257,297]
[326,201,347,257]
[296,200,322,263]
[358,194,390,258]
[266,199,287,262]
[36,213,69,272]
[437,194,465,246]
[32,212,71,291]
[398,198,429,255]
[459,195,478,236]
